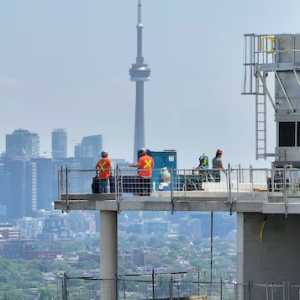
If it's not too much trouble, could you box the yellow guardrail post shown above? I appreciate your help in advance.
[259,35,275,53]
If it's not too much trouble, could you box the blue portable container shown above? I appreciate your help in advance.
[112,150,178,195]
[144,150,177,192]
[147,150,177,170]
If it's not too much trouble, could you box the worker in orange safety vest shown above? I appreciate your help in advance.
[95,151,112,193]
[129,148,154,196]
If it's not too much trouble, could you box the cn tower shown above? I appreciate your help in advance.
[129,0,151,163]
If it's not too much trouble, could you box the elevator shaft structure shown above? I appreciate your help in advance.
[242,34,300,163]
[129,0,151,163]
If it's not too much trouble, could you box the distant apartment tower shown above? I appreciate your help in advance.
[3,158,34,219]
[52,129,67,160]
[6,129,39,158]
[32,157,54,211]
[0,164,10,222]
[74,135,102,164]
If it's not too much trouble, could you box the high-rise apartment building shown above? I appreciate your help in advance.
[32,158,54,211]
[0,163,10,222]
[1,157,56,220]
[74,135,102,164]
[51,129,67,160]
[3,158,33,219]
[6,129,39,158]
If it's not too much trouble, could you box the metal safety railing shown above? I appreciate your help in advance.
[57,274,300,300]
[242,34,276,96]
[57,166,300,206]
[58,273,238,300]
[243,281,300,300]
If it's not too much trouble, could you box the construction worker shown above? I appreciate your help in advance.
[129,148,154,196]
[95,151,112,193]
[199,153,209,169]
[212,149,226,182]
[194,153,213,182]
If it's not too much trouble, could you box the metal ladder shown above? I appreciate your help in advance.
[242,34,275,160]
[255,76,267,159]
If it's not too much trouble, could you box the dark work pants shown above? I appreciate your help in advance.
[138,177,151,196]
[212,171,221,182]
[99,178,109,193]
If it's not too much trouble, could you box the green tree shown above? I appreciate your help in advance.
[0,285,27,300]
[145,257,161,268]
[123,261,136,271]
[161,256,173,265]
[38,287,53,300]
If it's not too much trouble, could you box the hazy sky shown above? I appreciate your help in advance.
[0,0,299,168]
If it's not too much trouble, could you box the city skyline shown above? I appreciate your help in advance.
[0,128,104,221]
[2,128,104,160]
[1,1,300,168]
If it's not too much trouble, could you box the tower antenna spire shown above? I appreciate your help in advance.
[138,0,141,24]
[136,0,143,65]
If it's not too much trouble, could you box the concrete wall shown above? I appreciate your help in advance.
[244,213,300,299]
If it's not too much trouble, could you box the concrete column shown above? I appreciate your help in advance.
[237,212,244,300]
[100,210,118,300]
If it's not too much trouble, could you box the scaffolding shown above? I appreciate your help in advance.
[242,33,300,161]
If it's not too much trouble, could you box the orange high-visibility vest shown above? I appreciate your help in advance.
[95,157,112,179]
[138,155,154,178]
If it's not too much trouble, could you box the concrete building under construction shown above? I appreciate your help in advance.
[55,9,300,300]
